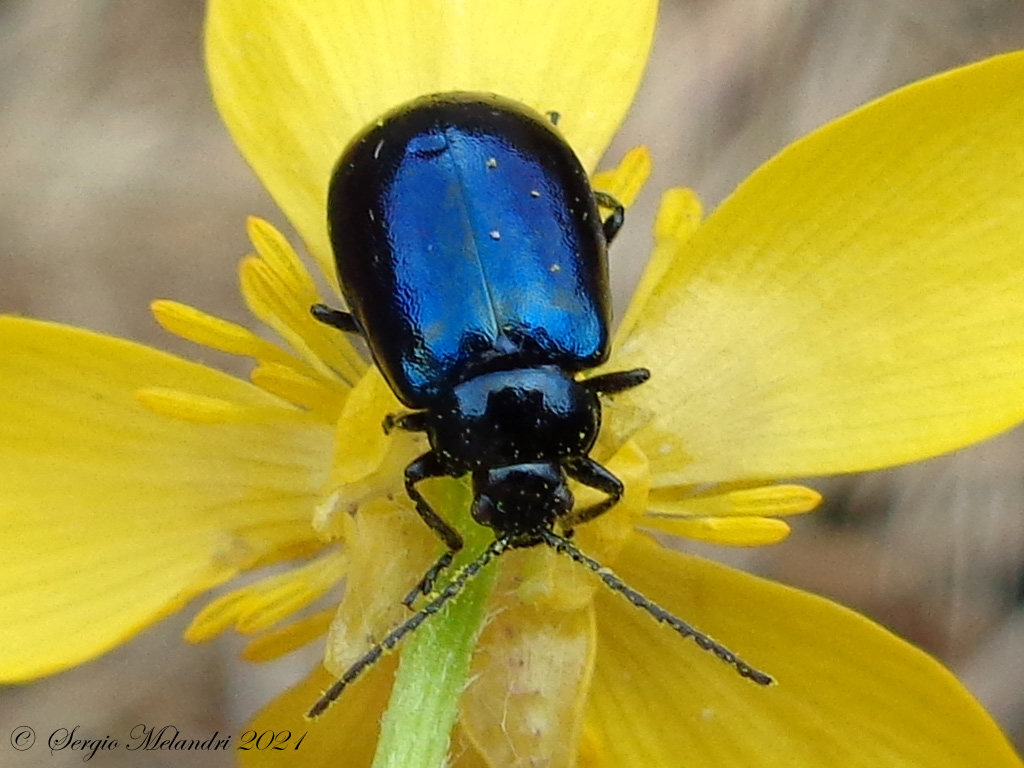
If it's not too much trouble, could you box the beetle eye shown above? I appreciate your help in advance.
[471,494,497,527]
[552,482,573,515]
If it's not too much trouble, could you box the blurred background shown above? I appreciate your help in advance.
[2,0,1024,765]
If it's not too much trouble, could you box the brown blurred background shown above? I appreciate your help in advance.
[2,1,1024,765]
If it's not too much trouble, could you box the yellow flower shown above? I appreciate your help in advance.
[2,1,1024,767]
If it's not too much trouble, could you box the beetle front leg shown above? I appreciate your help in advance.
[402,451,465,607]
[383,410,430,435]
[582,367,650,395]
[561,456,624,534]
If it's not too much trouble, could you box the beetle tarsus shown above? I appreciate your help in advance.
[594,190,625,244]
[583,367,650,396]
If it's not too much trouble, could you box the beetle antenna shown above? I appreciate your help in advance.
[307,535,512,719]
[537,528,774,686]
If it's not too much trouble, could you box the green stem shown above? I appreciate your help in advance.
[371,487,497,768]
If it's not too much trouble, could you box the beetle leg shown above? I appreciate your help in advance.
[582,367,650,395]
[383,411,430,435]
[546,110,561,126]
[402,451,465,607]
[310,303,362,334]
[561,456,623,534]
[405,452,464,550]
[594,191,625,244]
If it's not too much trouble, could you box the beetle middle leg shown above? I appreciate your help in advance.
[594,191,625,244]
[560,456,624,534]
[401,451,465,607]
[311,303,362,334]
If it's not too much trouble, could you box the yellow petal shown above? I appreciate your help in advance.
[323,501,437,674]
[205,0,658,281]
[250,361,346,420]
[151,298,306,369]
[238,661,396,768]
[460,581,595,768]
[152,298,348,416]
[648,483,821,517]
[313,368,419,539]
[592,146,653,208]
[242,608,335,662]
[614,51,1024,485]
[0,318,332,680]
[239,220,364,384]
[642,515,792,546]
[326,368,400,488]
[186,548,344,640]
[642,484,819,546]
[136,387,312,425]
[612,186,702,346]
[584,535,1022,767]
[241,661,496,767]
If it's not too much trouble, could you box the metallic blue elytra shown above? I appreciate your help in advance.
[307,93,771,718]
[329,92,611,406]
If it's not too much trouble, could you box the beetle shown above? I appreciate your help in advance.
[310,92,769,716]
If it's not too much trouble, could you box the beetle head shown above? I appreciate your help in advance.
[470,462,571,545]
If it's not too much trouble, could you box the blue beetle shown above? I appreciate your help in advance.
[310,92,768,715]
[315,92,648,558]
